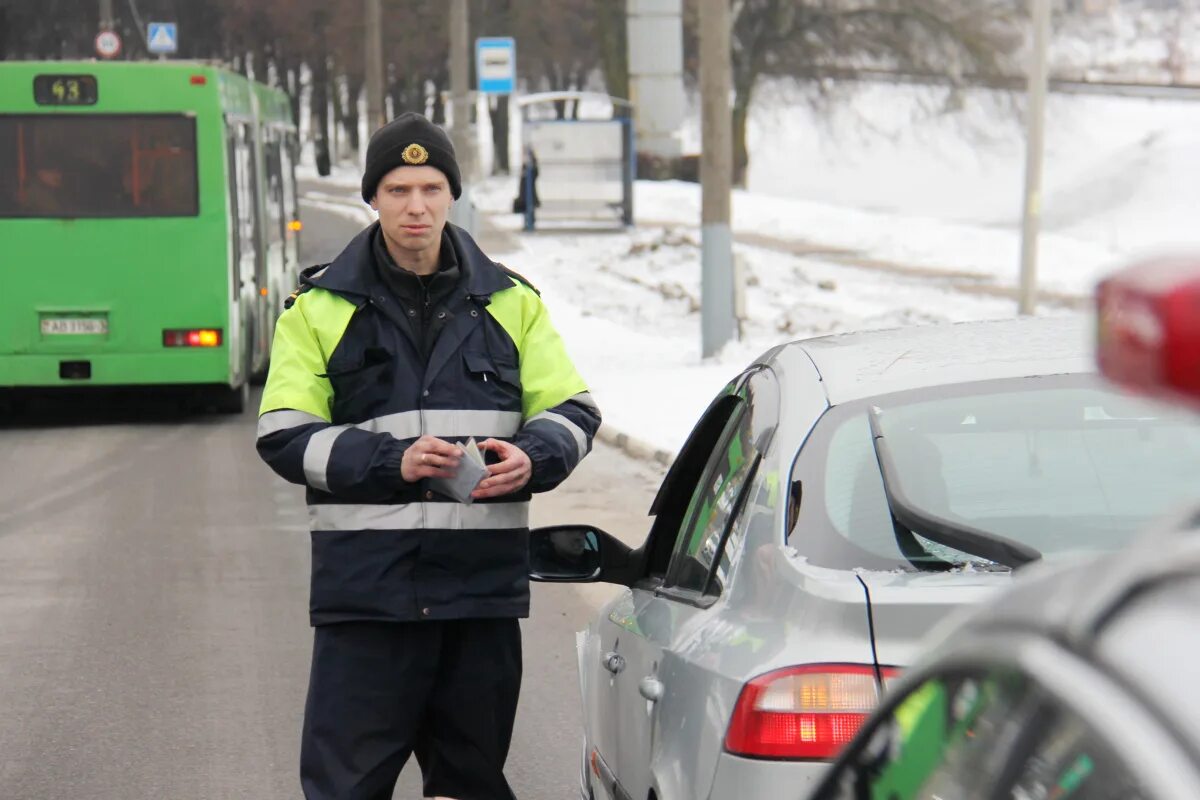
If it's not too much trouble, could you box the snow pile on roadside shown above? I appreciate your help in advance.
[730,81,1200,275]
[470,179,1060,454]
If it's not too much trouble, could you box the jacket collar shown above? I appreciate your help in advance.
[308,221,512,302]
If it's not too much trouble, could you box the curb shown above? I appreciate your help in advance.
[596,425,676,468]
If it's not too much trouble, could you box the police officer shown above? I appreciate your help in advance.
[256,112,601,800]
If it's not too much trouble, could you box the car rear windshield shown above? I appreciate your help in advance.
[0,114,198,218]
[791,374,1200,571]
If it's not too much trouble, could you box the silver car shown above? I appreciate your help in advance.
[530,315,1200,800]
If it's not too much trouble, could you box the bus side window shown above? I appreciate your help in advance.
[225,126,241,294]
[263,133,284,249]
[240,124,264,287]
[280,133,299,268]
[226,123,260,288]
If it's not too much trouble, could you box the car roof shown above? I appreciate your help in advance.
[780,314,1095,405]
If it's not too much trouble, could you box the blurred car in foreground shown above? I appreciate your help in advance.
[529,313,1200,800]
[804,514,1200,800]
[803,257,1200,800]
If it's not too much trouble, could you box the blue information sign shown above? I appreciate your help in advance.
[476,38,516,95]
[147,22,178,55]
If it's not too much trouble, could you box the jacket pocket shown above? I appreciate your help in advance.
[322,345,392,378]
[463,349,522,409]
[325,346,393,420]
[463,349,521,388]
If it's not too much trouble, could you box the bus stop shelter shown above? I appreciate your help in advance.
[515,92,635,231]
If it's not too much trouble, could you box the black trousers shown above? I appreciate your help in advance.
[300,618,522,800]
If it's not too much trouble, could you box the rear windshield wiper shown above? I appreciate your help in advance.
[867,408,1042,570]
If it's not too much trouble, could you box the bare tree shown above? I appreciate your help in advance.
[685,0,1023,185]
[512,0,602,118]
[595,0,630,114]
[380,1,449,120]
[472,0,515,173]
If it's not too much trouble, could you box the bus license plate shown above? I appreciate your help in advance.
[41,318,108,335]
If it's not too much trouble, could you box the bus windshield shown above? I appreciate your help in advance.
[0,114,198,218]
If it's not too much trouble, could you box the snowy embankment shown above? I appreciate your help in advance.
[302,81,1200,456]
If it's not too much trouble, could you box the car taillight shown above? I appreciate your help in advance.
[1097,257,1200,408]
[163,328,222,347]
[724,664,898,760]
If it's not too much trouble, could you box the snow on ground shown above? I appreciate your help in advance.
[302,79,1198,455]
[688,81,1200,294]
[468,180,1058,455]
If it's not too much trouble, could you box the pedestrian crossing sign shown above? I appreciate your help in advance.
[148,22,178,55]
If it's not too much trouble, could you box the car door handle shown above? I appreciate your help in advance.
[639,677,664,702]
[602,651,625,674]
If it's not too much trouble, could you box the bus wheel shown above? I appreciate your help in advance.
[214,381,249,415]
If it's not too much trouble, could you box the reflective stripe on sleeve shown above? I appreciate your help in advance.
[257,409,329,439]
[303,426,351,492]
[360,409,522,441]
[570,392,600,414]
[309,501,530,531]
[526,410,588,464]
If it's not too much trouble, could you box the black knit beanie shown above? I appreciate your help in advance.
[361,112,462,202]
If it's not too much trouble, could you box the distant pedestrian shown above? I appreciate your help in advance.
[256,112,600,800]
[511,146,540,215]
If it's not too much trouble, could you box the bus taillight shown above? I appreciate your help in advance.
[163,329,222,348]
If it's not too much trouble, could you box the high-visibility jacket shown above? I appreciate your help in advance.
[256,222,601,625]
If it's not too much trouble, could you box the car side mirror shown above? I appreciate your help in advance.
[529,524,635,585]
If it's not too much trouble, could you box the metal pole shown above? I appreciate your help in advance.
[98,0,114,30]
[1018,0,1051,315]
[699,0,736,357]
[449,0,475,182]
[365,0,385,131]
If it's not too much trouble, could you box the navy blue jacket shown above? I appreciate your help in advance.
[256,222,600,624]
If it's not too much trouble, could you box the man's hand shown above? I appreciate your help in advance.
[472,439,532,500]
[401,436,461,483]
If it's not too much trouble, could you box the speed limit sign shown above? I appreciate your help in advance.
[95,30,122,59]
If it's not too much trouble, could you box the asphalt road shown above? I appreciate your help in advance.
[0,202,664,799]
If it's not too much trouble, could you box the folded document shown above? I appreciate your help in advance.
[428,437,489,504]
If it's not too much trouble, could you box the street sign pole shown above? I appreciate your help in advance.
[364,0,385,132]
[1018,0,1051,315]
[699,0,736,357]
[98,0,114,30]
[96,0,120,59]
[449,0,476,182]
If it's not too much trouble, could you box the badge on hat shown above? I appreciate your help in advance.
[402,143,429,165]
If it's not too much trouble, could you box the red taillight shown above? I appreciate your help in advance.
[724,664,897,760]
[1097,257,1200,408]
[163,328,222,348]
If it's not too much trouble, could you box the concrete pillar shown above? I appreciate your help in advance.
[626,0,685,160]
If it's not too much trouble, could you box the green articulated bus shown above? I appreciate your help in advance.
[0,60,301,412]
